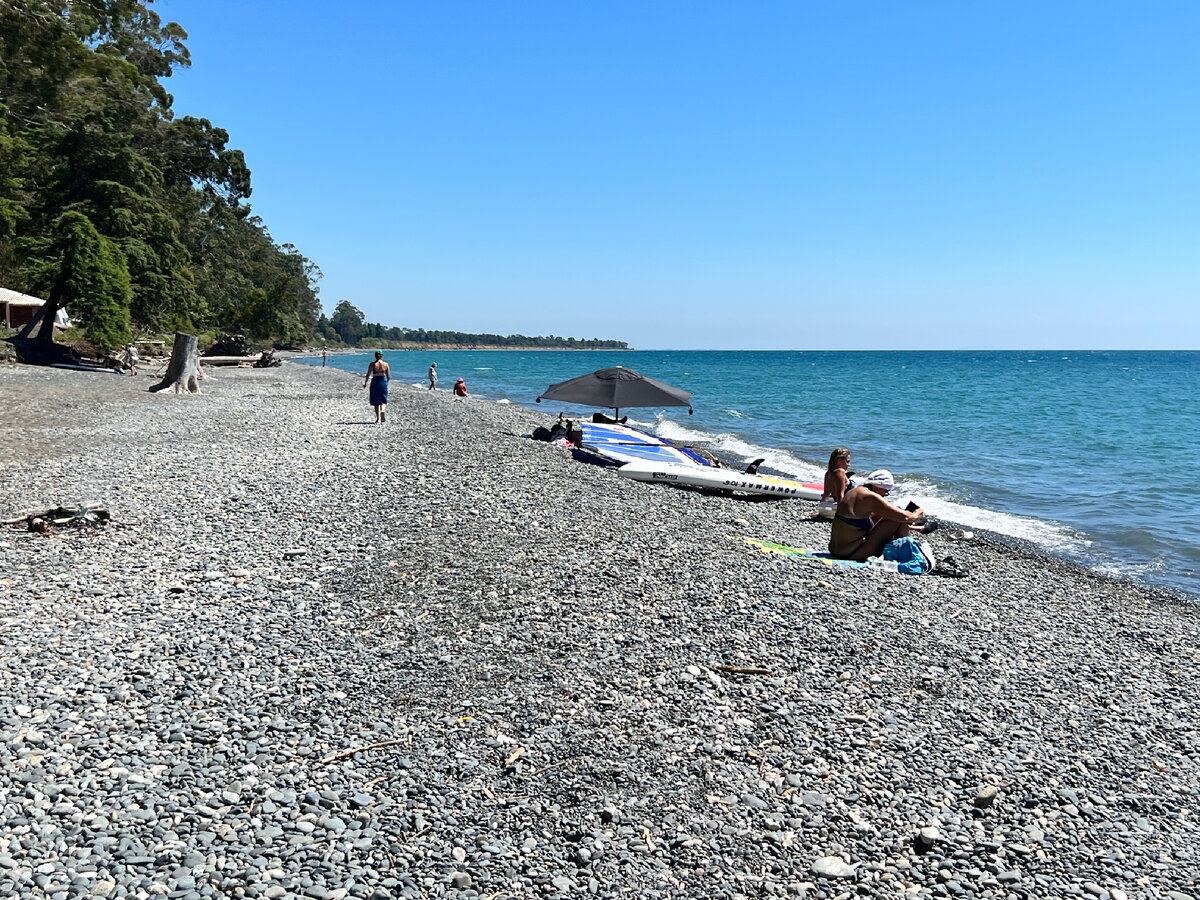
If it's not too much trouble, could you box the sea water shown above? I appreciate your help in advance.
[302,349,1200,599]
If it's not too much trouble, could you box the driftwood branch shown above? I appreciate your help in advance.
[714,664,773,676]
[321,738,406,763]
[3,506,110,533]
[527,760,570,777]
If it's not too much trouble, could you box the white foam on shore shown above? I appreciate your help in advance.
[643,414,1089,556]
[495,398,511,404]
[915,496,1088,554]
[649,417,826,481]
[1093,555,1166,582]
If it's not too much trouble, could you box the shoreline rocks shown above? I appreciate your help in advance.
[0,363,1197,899]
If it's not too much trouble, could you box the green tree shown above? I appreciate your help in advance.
[330,299,365,344]
[0,0,322,347]
[34,210,131,350]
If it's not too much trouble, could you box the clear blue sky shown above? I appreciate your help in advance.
[158,1,1200,350]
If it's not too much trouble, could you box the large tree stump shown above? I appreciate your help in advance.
[151,332,201,394]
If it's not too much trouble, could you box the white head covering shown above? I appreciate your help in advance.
[863,469,895,492]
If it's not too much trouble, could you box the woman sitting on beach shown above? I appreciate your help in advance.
[364,351,390,424]
[829,469,929,561]
[817,447,851,519]
[453,377,468,398]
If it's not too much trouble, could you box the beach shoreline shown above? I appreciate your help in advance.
[299,346,631,354]
[1,361,1197,898]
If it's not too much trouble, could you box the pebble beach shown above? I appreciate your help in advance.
[1,362,1198,900]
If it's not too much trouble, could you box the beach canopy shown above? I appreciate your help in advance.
[536,366,693,416]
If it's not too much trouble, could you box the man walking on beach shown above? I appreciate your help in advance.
[427,362,437,390]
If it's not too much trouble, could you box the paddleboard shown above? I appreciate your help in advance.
[575,421,715,468]
[741,537,868,568]
[577,421,670,446]
[573,441,704,468]
[618,460,823,499]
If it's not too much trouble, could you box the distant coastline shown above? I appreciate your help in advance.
[310,344,633,352]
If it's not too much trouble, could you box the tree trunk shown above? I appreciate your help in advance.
[151,332,200,394]
[16,282,63,343]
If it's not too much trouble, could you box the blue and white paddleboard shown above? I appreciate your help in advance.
[574,422,713,468]
[577,422,670,446]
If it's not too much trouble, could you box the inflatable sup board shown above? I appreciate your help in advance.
[577,422,670,446]
[574,421,715,468]
[618,460,823,499]
[574,441,705,468]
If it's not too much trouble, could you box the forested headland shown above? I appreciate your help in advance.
[0,2,625,355]
[316,300,627,350]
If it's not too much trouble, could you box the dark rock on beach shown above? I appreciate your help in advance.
[0,361,1198,899]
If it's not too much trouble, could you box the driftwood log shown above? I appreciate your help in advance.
[7,304,90,367]
[151,332,200,394]
[196,355,255,367]
[3,506,111,533]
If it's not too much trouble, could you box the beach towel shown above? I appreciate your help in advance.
[741,537,868,568]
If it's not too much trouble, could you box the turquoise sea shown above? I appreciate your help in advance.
[300,349,1200,600]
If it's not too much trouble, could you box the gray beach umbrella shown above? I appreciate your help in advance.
[536,366,693,417]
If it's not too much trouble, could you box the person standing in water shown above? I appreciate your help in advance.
[364,351,390,424]
[427,362,437,390]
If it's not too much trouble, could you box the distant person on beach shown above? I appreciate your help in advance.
[829,469,931,560]
[453,377,468,398]
[818,447,851,519]
[322,348,327,367]
[427,362,437,390]
[364,351,390,424]
[125,343,138,376]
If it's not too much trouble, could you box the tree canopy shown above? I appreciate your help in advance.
[0,0,321,346]
[0,2,627,352]
[318,301,628,349]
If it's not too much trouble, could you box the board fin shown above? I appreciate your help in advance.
[744,458,765,475]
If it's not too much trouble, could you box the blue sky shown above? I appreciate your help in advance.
[158,1,1200,349]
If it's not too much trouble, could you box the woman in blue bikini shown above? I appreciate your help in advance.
[829,469,930,560]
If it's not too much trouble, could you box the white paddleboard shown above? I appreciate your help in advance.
[617,460,823,499]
